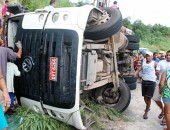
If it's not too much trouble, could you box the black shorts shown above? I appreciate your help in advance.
[142,80,156,98]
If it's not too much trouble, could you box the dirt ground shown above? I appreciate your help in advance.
[100,83,167,130]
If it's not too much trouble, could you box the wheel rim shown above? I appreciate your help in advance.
[86,10,111,28]
[102,87,120,104]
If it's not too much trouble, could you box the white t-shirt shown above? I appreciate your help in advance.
[6,62,20,93]
[156,60,170,82]
[142,60,156,82]
[44,5,55,10]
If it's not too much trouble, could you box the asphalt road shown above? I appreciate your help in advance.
[102,83,167,130]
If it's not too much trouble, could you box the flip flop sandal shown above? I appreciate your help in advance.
[158,113,164,119]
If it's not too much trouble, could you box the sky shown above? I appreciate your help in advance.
[70,0,170,27]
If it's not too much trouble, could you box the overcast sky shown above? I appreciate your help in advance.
[70,0,170,27]
[118,0,170,27]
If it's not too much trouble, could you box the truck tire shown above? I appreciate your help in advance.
[127,82,137,90]
[7,4,26,15]
[125,35,140,43]
[94,79,131,112]
[126,42,139,50]
[84,8,122,40]
[123,75,138,84]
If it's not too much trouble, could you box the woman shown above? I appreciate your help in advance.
[159,66,170,130]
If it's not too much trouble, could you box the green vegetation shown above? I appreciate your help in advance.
[83,99,128,129]
[15,0,72,11]
[9,101,127,130]
[123,18,170,52]
[16,0,85,11]
[13,107,73,130]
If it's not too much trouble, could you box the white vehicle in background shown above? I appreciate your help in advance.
[5,4,139,129]
[139,48,150,55]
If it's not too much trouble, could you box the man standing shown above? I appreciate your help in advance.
[153,50,170,125]
[153,52,160,63]
[44,0,57,10]
[134,51,157,119]
[0,41,22,81]
[152,52,165,124]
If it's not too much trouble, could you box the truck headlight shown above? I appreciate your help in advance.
[63,14,68,21]
[38,14,44,22]
[52,13,59,23]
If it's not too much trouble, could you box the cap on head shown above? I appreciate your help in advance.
[146,51,153,56]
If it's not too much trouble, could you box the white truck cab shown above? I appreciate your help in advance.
[5,5,136,129]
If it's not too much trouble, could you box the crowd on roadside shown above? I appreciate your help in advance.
[133,50,170,130]
[0,1,23,130]
[0,0,58,129]
[0,0,170,130]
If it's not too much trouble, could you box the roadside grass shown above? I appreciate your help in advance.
[83,99,128,129]
[10,106,73,130]
[8,101,128,130]
[140,37,170,52]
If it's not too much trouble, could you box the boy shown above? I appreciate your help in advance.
[7,61,20,108]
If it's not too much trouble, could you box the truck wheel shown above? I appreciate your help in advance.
[94,79,131,112]
[125,35,140,43]
[84,8,122,40]
[126,42,139,50]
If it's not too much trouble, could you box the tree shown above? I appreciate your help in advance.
[18,0,72,11]
[123,17,132,29]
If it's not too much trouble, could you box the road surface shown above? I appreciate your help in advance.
[101,83,166,130]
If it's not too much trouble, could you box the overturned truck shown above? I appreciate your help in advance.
[6,5,139,129]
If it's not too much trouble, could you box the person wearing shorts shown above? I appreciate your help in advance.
[159,67,170,130]
[134,51,157,119]
[153,50,170,125]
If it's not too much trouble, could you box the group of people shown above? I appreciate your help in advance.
[0,0,58,129]
[0,1,21,130]
[0,42,22,130]
[134,50,170,130]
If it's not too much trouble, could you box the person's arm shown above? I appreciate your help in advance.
[159,70,166,94]
[0,72,10,108]
[156,61,161,79]
[15,41,22,59]
[154,62,159,80]
[16,48,22,59]
[134,64,142,77]
[7,41,22,60]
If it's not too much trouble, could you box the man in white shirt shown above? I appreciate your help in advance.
[153,50,170,125]
[134,51,157,119]
[44,0,57,10]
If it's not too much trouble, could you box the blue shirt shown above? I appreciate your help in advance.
[0,105,8,129]
[153,58,160,63]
